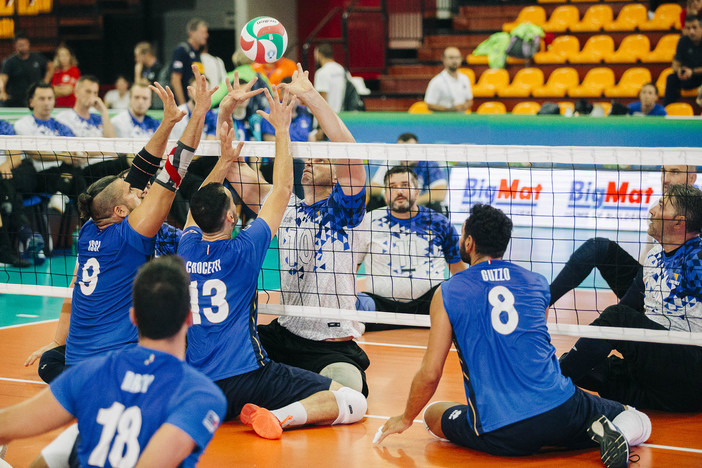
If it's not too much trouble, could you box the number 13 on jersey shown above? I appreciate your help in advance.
[190,279,229,325]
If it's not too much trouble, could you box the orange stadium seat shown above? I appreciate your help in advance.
[497,68,545,98]
[0,1,13,15]
[543,5,580,33]
[533,35,580,64]
[503,6,547,32]
[639,3,682,31]
[568,67,615,97]
[538,0,565,4]
[472,69,510,97]
[604,4,648,32]
[604,67,652,97]
[476,101,507,114]
[665,102,694,116]
[595,102,613,115]
[569,35,615,63]
[570,5,614,32]
[533,67,579,98]
[644,34,680,63]
[656,67,673,95]
[466,54,489,65]
[605,34,651,63]
[458,68,476,86]
[511,101,541,114]
[558,101,575,114]
[408,101,432,114]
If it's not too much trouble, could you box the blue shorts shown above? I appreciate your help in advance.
[441,388,625,456]
[215,360,333,421]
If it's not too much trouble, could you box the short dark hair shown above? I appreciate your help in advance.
[13,32,28,42]
[187,18,208,33]
[397,133,418,143]
[27,81,53,109]
[190,183,231,233]
[463,204,513,258]
[668,184,702,233]
[132,256,191,340]
[77,175,120,222]
[77,75,99,87]
[384,165,418,187]
[316,43,334,59]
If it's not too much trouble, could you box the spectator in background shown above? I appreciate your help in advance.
[664,14,702,105]
[252,56,297,86]
[424,46,472,112]
[628,82,667,116]
[111,80,160,138]
[0,33,51,107]
[681,0,702,30]
[133,41,162,85]
[200,45,227,90]
[50,46,80,108]
[313,43,345,114]
[56,76,115,138]
[170,18,208,105]
[104,75,130,109]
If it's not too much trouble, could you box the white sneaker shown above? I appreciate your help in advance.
[48,194,68,214]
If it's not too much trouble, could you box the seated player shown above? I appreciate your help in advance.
[560,184,702,412]
[357,165,464,326]
[627,82,667,116]
[0,256,226,467]
[375,204,651,468]
[111,80,161,138]
[178,86,367,439]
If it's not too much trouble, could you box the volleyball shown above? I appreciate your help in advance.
[240,16,288,64]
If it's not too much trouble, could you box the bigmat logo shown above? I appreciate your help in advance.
[568,180,655,210]
[462,178,543,206]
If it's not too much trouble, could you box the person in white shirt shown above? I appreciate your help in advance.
[103,76,130,109]
[424,47,472,112]
[56,75,115,138]
[111,81,161,138]
[313,43,346,114]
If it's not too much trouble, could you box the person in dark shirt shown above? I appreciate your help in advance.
[0,33,51,107]
[170,18,208,105]
[664,14,702,105]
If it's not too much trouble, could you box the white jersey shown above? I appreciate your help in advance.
[314,61,346,113]
[14,115,74,170]
[277,184,367,340]
[358,207,461,301]
[424,69,473,109]
[55,109,103,137]
[112,110,160,139]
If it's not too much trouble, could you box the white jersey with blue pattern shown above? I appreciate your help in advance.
[14,115,75,170]
[112,110,160,139]
[55,109,104,137]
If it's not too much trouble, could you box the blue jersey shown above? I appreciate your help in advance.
[178,218,272,381]
[0,119,15,135]
[155,223,182,257]
[51,346,226,468]
[441,260,575,435]
[628,101,667,116]
[260,106,312,142]
[67,217,155,365]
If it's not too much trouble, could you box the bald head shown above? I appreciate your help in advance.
[442,47,462,73]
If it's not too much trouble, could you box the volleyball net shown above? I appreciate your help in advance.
[0,135,701,346]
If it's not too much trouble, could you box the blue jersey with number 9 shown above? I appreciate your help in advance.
[441,259,575,435]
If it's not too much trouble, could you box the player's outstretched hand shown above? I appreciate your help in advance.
[372,415,412,445]
[189,64,218,114]
[219,121,244,166]
[278,63,314,104]
[256,86,296,133]
[219,71,265,116]
[151,81,186,125]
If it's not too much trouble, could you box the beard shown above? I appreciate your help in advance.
[391,197,413,213]
[459,243,471,264]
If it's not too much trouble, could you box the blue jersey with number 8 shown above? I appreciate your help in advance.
[441,259,575,435]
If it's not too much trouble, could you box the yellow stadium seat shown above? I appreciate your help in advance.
[605,34,651,63]
[533,67,579,98]
[656,67,673,96]
[503,6,547,32]
[604,67,652,98]
[643,34,680,63]
[604,4,648,32]
[570,5,614,32]
[466,54,489,65]
[497,68,545,98]
[511,101,541,115]
[408,101,432,114]
[558,101,575,114]
[458,67,476,86]
[472,69,510,98]
[543,5,580,33]
[538,0,565,3]
[476,101,507,114]
[533,35,580,64]
[595,102,613,115]
[639,3,682,31]
[0,1,13,15]
[569,35,615,63]
[568,67,616,97]
[665,102,694,116]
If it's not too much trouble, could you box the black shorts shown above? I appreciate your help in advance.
[257,319,370,396]
[215,361,332,421]
[441,388,625,456]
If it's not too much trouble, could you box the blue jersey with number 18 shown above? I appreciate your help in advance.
[441,260,575,435]
[51,345,226,468]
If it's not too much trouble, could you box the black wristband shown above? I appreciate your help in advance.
[125,148,161,190]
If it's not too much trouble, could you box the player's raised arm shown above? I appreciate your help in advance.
[215,72,264,136]
[256,87,294,238]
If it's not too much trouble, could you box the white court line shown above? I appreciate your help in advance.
[16,314,39,318]
[358,341,428,350]
[0,376,46,385]
[0,318,58,330]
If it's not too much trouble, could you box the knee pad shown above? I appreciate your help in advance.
[331,387,367,425]
[320,362,363,393]
[38,345,66,384]
[40,422,78,468]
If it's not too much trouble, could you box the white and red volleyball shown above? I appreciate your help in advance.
[240,16,288,64]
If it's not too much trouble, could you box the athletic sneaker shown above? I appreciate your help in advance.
[588,414,630,468]
[240,403,289,440]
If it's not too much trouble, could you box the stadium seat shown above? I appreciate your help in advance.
[656,67,673,95]
[467,54,489,65]
[511,101,541,115]
[604,34,651,63]
[665,102,694,116]
[497,68,545,98]
[643,34,680,63]
[503,6,547,32]
[533,67,579,98]
[458,67,476,86]
[542,5,580,33]
[476,101,507,114]
[568,67,615,97]
[570,5,614,32]
[569,35,615,63]
[604,4,648,32]
[472,69,510,98]
[537,0,565,4]
[533,35,580,64]
[595,102,613,115]
[639,3,682,31]
[558,101,575,115]
[408,101,432,114]
[604,67,652,98]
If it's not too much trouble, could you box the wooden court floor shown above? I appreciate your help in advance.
[1,292,702,467]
